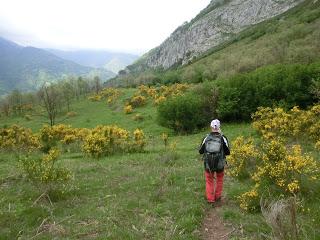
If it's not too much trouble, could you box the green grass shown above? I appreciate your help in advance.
[0,88,319,239]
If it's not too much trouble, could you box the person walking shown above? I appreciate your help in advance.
[199,119,230,205]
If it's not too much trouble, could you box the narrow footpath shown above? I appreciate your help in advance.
[201,203,234,240]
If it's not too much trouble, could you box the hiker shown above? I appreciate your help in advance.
[199,119,230,204]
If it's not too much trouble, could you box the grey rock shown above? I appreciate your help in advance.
[131,0,304,71]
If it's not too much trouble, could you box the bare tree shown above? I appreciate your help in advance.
[38,84,61,126]
[93,76,102,94]
[76,77,90,99]
[8,89,23,116]
[58,80,74,112]
[0,98,10,117]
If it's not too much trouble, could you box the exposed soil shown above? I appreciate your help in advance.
[201,202,234,240]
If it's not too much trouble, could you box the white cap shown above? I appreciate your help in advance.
[210,119,220,130]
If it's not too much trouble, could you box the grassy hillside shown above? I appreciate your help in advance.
[0,88,319,239]
[111,0,320,87]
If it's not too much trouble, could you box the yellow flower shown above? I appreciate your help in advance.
[124,105,133,114]
[287,180,300,193]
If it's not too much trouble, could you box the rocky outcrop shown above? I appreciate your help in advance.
[130,0,304,71]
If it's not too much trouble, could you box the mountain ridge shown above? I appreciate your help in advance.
[46,49,139,74]
[109,0,319,87]
[124,0,305,73]
[0,37,115,95]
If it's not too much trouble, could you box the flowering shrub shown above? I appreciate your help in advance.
[234,105,320,211]
[0,125,41,152]
[135,84,189,105]
[20,148,72,185]
[39,124,82,151]
[132,129,146,151]
[159,83,189,97]
[239,186,260,212]
[88,94,102,101]
[305,105,320,145]
[101,88,121,105]
[82,125,146,158]
[237,138,319,212]
[227,136,258,179]
[252,107,291,139]
[154,96,167,105]
[88,87,121,104]
[129,95,147,108]
[138,85,157,98]
[252,104,320,149]
[124,104,133,114]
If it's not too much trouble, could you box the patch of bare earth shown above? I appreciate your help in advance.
[201,202,234,240]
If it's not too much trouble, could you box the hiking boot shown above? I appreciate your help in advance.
[214,198,223,207]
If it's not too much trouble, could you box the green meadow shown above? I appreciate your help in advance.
[0,88,319,239]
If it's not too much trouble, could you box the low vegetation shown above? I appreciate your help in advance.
[0,83,319,239]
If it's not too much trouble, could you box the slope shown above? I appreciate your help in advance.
[112,0,320,86]
[125,0,304,72]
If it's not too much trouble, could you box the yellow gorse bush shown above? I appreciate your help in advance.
[238,138,319,211]
[227,136,258,179]
[136,83,189,105]
[82,125,146,158]
[154,96,167,105]
[101,88,121,105]
[124,104,133,114]
[252,104,320,149]
[133,128,146,151]
[129,95,147,108]
[20,148,72,184]
[234,105,320,212]
[88,94,102,102]
[40,124,84,146]
[0,125,41,151]
[88,87,121,104]
[239,186,260,212]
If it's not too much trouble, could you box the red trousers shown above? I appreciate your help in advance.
[205,170,224,203]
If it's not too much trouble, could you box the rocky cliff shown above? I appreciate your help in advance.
[128,0,304,72]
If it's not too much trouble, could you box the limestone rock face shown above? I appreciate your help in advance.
[131,0,304,71]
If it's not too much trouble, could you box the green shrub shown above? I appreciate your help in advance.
[157,93,208,133]
[217,63,319,121]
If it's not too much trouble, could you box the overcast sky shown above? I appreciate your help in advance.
[0,0,210,54]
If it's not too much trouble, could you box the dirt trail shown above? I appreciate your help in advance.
[201,204,234,240]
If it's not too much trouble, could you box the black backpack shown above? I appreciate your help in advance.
[204,134,225,172]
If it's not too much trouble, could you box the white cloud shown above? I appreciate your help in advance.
[0,0,210,53]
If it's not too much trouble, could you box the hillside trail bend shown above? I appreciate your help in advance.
[201,202,234,240]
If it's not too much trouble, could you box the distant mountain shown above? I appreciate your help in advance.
[46,49,139,74]
[0,37,115,95]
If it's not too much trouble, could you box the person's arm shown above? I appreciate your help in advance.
[222,135,230,155]
[198,136,207,154]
